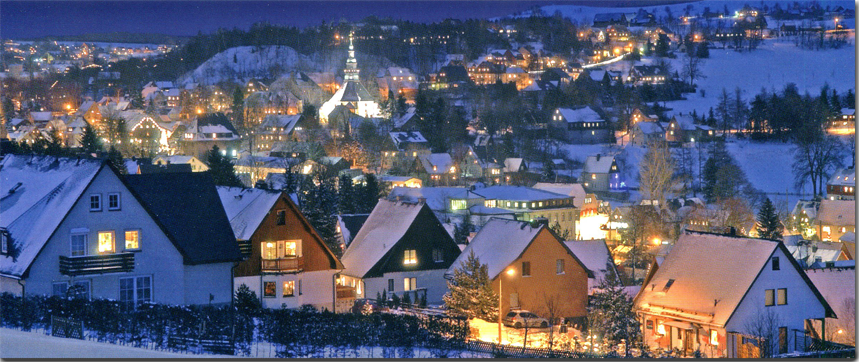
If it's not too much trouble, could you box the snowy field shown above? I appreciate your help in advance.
[0,328,226,359]
[664,40,856,117]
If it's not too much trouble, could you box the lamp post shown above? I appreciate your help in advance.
[498,267,515,344]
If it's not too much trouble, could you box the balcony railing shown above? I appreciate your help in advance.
[261,257,303,272]
[59,253,135,276]
[336,285,357,299]
[237,240,252,259]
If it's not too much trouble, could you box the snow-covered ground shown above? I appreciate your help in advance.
[0,328,226,359]
[664,39,855,117]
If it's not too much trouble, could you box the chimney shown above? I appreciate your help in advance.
[596,154,601,161]
[418,197,427,204]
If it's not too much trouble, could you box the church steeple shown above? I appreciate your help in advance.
[344,32,360,82]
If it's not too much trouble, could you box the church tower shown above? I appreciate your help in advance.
[344,32,360,82]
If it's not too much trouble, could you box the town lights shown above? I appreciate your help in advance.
[652,237,661,245]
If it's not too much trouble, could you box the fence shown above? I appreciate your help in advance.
[466,340,607,358]
[0,292,469,357]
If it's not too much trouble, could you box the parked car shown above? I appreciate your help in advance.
[502,310,549,329]
[351,298,383,314]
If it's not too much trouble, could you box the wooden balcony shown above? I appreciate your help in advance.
[59,253,134,276]
[237,240,252,259]
[336,285,357,299]
[261,257,303,273]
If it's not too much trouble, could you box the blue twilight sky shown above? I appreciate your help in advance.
[1,1,571,39]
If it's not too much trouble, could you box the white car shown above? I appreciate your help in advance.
[502,310,549,329]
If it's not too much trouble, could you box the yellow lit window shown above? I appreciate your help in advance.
[710,330,719,345]
[98,231,114,253]
[591,174,596,180]
[283,281,295,297]
[404,249,417,265]
[125,230,139,250]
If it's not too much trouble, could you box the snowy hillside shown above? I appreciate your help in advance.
[179,46,401,86]
[178,46,320,86]
[663,40,856,117]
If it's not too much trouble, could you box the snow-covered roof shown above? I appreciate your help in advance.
[839,231,855,243]
[636,121,664,135]
[338,214,370,247]
[260,114,302,134]
[671,115,697,131]
[532,183,587,208]
[556,106,603,123]
[827,168,855,187]
[635,231,834,326]
[787,241,846,268]
[389,131,427,149]
[0,155,105,278]
[447,219,541,279]
[583,154,615,174]
[503,158,524,172]
[840,108,855,116]
[564,240,617,285]
[341,199,426,278]
[387,186,471,211]
[471,185,568,202]
[817,199,855,226]
[217,187,281,241]
[419,153,455,174]
[154,155,197,165]
[392,108,416,129]
[805,267,854,326]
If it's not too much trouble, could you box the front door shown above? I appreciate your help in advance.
[779,327,788,354]
[684,329,693,353]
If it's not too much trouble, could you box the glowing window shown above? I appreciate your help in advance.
[125,230,139,250]
[98,231,114,253]
[404,250,417,265]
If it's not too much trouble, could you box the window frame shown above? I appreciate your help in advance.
[771,256,780,271]
[521,261,531,277]
[777,288,787,305]
[1,232,7,255]
[765,289,775,307]
[263,281,276,298]
[119,275,152,308]
[89,194,102,212]
[388,278,394,292]
[52,281,69,297]
[124,229,140,251]
[283,281,295,297]
[276,210,286,225]
[97,231,115,254]
[70,232,88,257]
[107,192,121,211]
[556,259,565,275]
[403,249,417,265]
[404,277,417,291]
[432,248,444,263]
[72,280,91,300]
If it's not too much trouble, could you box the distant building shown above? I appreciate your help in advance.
[826,167,855,200]
[581,154,625,193]
[550,106,611,144]
[319,34,381,125]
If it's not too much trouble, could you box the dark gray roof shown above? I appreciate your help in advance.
[124,172,242,265]
[139,163,193,174]
[340,81,374,102]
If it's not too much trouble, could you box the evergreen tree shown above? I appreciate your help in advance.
[130,90,145,109]
[235,284,262,316]
[755,197,783,240]
[442,251,498,321]
[542,157,556,182]
[231,87,245,129]
[338,174,357,214]
[357,173,381,213]
[300,176,341,257]
[107,146,126,175]
[206,145,243,187]
[453,214,474,244]
[587,272,640,347]
[696,42,710,58]
[2,97,14,121]
[45,129,64,156]
[655,33,670,57]
[80,124,101,155]
[844,89,855,109]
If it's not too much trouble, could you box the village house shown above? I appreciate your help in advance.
[816,199,856,242]
[804,262,855,347]
[630,121,666,145]
[217,187,350,312]
[448,219,593,331]
[628,65,666,85]
[826,167,855,200]
[826,108,854,135]
[550,106,611,144]
[256,114,304,151]
[665,115,715,144]
[376,67,419,102]
[380,131,430,172]
[181,113,242,160]
[415,153,459,186]
[340,199,462,304]
[581,154,625,193]
[0,155,242,306]
[635,230,836,358]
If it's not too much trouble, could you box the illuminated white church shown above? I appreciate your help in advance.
[319,33,381,124]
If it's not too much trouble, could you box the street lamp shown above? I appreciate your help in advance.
[498,267,515,344]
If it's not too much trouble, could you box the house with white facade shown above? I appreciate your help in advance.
[634,230,836,358]
[340,199,461,304]
[0,155,242,306]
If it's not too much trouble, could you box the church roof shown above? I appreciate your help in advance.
[339,81,374,102]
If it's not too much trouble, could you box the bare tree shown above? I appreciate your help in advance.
[639,140,676,205]
[742,306,785,358]
[681,51,706,87]
[538,292,563,350]
[793,128,846,196]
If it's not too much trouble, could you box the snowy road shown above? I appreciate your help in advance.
[0,328,228,359]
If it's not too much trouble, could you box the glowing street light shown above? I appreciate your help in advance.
[498,267,515,344]
[652,237,661,245]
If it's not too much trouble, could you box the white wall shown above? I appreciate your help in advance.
[184,263,234,305]
[364,269,450,305]
[236,270,339,311]
[725,247,827,354]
